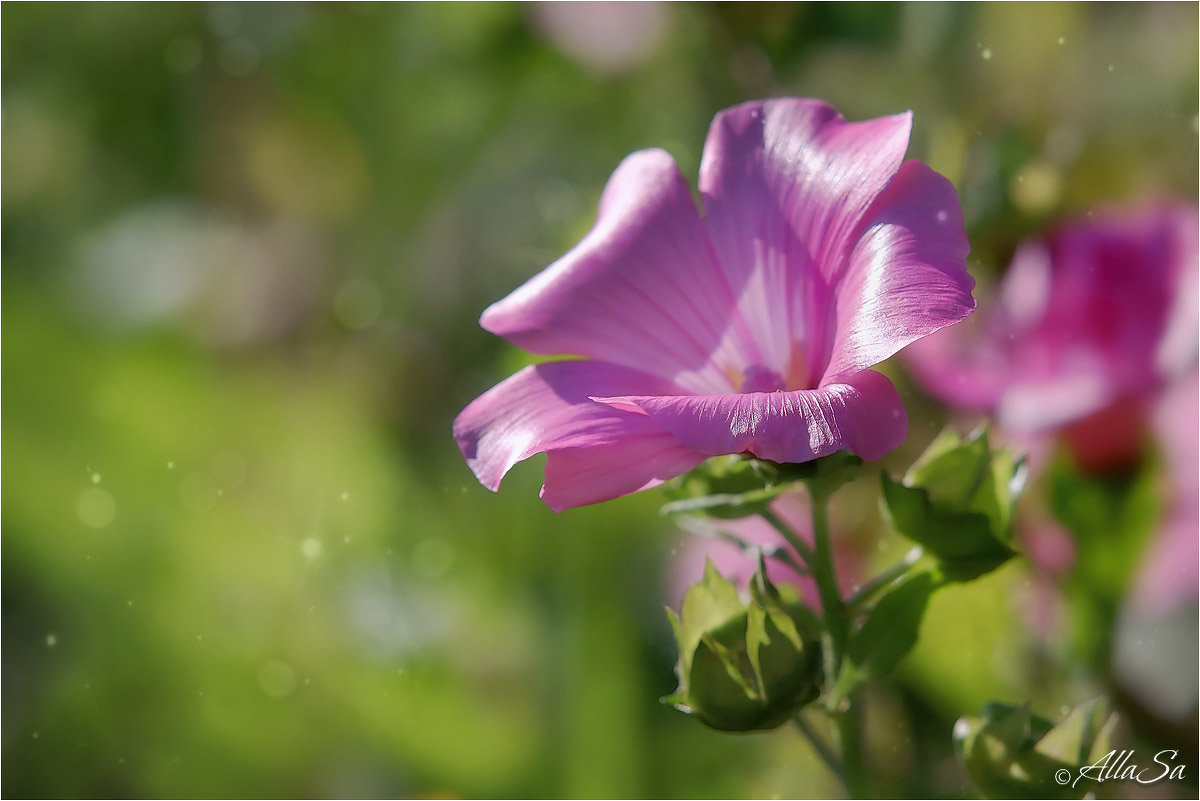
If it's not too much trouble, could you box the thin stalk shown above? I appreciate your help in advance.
[715,531,809,576]
[760,507,815,566]
[808,487,871,799]
[678,516,811,576]
[807,491,846,656]
[760,486,873,797]
[846,546,924,611]
[833,702,869,799]
[793,712,844,785]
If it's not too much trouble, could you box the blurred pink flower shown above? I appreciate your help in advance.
[906,203,1198,471]
[529,2,669,76]
[455,98,975,511]
[907,202,1199,618]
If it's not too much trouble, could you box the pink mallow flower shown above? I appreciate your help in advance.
[906,203,1199,620]
[905,203,1198,472]
[454,99,975,511]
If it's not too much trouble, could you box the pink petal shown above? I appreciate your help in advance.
[453,360,707,511]
[593,369,906,463]
[1025,210,1178,393]
[697,99,914,382]
[1154,206,1200,379]
[1132,371,1199,614]
[540,435,707,512]
[903,239,1112,429]
[906,203,1196,435]
[823,160,975,380]
[479,149,752,395]
[901,310,1013,413]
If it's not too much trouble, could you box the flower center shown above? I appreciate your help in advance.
[740,364,786,393]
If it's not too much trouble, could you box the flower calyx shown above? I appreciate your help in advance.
[662,452,863,520]
[664,558,822,732]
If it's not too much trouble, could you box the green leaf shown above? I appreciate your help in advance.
[659,485,792,518]
[881,475,1017,581]
[848,572,937,679]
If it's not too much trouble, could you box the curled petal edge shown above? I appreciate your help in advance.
[592,369,907,464]
[453,361,708,512]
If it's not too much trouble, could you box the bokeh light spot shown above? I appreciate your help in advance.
[76,487,116,529]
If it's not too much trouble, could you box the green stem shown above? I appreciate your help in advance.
[808,491,846,656]
[760,508,815,566]
[793,711,844,785]
[807,486,871,799]
[761,484,873,797]
[834,702,869,799]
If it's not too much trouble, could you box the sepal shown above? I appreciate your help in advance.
[665,559,822,731]
[662,452,863,519]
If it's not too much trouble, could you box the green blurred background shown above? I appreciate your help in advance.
[3,3,1196,798]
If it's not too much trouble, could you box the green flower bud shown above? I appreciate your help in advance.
[881,427,1024,581]
[665,560,822,732]
[954,698,1119,799]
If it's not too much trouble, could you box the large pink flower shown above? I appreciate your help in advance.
[454,99,975,511]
